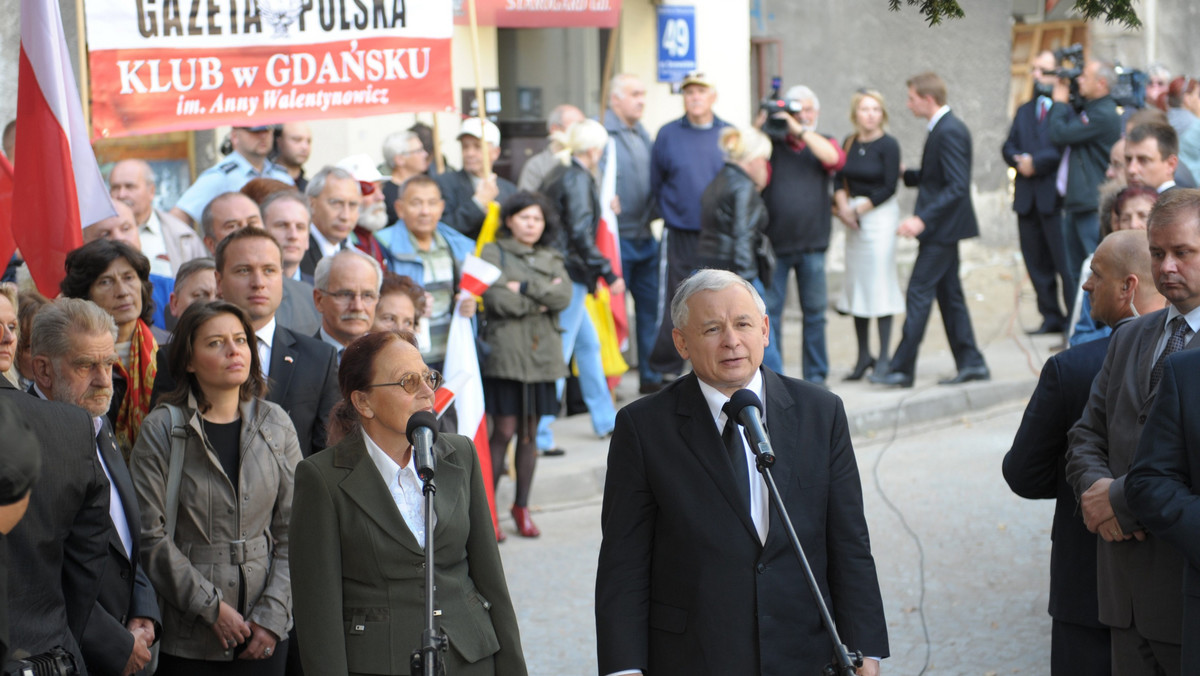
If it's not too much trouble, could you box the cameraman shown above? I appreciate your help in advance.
[1048,59,1122,287]
[755,85,845,384]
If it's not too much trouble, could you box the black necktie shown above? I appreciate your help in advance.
[1150,316,1189,391]
[721,402,751,514]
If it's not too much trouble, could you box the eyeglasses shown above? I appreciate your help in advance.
[364,369,443,394]
[321,289,380,304]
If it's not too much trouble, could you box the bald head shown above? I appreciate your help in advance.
[109,159,156,224]
[83,198,141,251]
[1085,229,1164,326]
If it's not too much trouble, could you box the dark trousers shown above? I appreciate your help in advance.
[648,227,700,375]
[1051,619,1111,676]
[1018,208,1074,325]
[889,241,986,377]
[620,236,663,385]
[1110,622,1181,676]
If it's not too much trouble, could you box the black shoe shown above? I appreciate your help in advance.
[844,358,876,382]
[541,448,566,457]
[869,371,913,388]
[1025,321,1065,336]
[937,365,991,385]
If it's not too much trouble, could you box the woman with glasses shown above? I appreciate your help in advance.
[130,300,300,675]
[832,88,905,380]
[291,330,527,675]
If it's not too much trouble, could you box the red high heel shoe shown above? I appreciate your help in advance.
[511,505,541,538]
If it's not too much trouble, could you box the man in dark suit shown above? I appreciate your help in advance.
[1,355,111,671]
[1003,50,1071,334]
[435,118,516,240]
[1004,229,1162,675]
[299,166,362,278]
[30,298,161,675]
[872,71,988,387]
[1126,348,1200,676]
[1066,189,1200,674]
[152,227,340,457]
[595,269,888,676]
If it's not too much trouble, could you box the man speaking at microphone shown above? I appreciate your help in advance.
[595,269,889,675]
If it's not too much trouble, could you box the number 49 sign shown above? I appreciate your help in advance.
[657,5,696,84]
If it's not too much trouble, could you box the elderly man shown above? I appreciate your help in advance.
[1125,122,1181,193]
[312,248,384,361]
[1066,189,1200,674]
[596,269,888,676]
[436,118,516,239]
[199,191,263,254]
[336,153,390,267]
[109,159,206,277]
[31,298,162,676]
[518,103,585,192]
[381,129,430,225]
[299,166,361,278]
[758,84,845,382]
[604,73,662,395]
[274,122,313,191]
[1004,230,1163,676]
[647,71,730,377]
[170,125,293,226]
[166,257,216,323]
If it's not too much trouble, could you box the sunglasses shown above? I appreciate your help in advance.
[364,369,443,394]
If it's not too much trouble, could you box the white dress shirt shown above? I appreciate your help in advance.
[310,223,344,260]
[140,210,173,277]
[363,429,436,547]
[1153,303,1200,363]
[927,104,951,132]
[697,369,769,544]
[256,317,276,379]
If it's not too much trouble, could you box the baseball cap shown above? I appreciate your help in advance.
[336,153,384,195]
[235,125,273,132]
[457,117,502,147]
[679,71,714,90]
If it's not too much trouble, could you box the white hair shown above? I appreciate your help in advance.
[313,248,384,294]
[784,85,818,110]
[670,269,766,329]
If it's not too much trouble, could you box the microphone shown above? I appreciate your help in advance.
[406,411,440,481]
[727,389,775,468]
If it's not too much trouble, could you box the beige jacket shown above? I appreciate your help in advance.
[130,395,301,660]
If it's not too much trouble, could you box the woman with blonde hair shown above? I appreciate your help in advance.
[833,88,905,380]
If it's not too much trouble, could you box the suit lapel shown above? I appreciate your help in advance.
[98,420,140,563]
[760,369,797,502]
[675,376,759,540]
[267,325,296,406]
[430,438,465,541]
[1136,312,1166,400]
[336,432,426,556]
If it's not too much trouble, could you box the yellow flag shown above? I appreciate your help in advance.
[575,286,630,379]
[474,201,501,257]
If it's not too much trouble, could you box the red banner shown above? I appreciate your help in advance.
[454,0,621,28]
[85,2,453,139]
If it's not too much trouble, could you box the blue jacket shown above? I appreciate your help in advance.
[651,114,729,232]
[375,221,477,283]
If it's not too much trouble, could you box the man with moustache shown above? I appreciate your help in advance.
[171,125,294,227]
[312,248,384,363]
[30,299,161,676]
[299,166,362,278]
[108,159,206,277]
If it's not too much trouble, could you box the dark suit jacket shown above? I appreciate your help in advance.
[299,234,324,279]
[277,275,322,336]
[903,110,979,244]
[435,169,516,240]
[595,369,888,675]
[81,421,161,675]
[1047,95,1122,214]
[1,379,111,671]
[150,324,339,456]
[1003,335,1109,627]
[1066,309,1200,642]
[1127,350,1200,672]
[290,429,526,675]
[1002,97,1063,216]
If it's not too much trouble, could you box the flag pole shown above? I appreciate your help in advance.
[599,23,621,117]
[466,0,491,177]
[432,113,445,174]
[74,0,91,134]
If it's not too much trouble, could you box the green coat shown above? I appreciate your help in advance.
[479,238,573,383]
[290,428,527,676]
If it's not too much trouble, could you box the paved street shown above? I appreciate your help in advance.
[499,403,1058,676]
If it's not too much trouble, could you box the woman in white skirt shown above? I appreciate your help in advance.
[833,88,906,380]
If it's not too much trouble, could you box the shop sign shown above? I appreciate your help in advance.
[85,1,454,139]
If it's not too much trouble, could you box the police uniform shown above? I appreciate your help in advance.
[173,151,294,221]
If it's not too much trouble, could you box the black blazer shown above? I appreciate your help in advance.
[435,169,516,240]
[1127,349,1200,673]
[1001,97,1063,216]
[1003,335,1109,628]
[150,324,339,456]
[595,369,888,675]
[1,380,111,669]
[698,162,769,283]
[81,421,162,675]
[298,234,324,279]
[903,110,980,244]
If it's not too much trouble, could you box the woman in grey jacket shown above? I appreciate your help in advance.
[479,191,573,537]
[130,301,300,675]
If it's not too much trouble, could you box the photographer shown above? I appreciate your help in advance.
[1048,58,1122,289]
[755,85,845,383]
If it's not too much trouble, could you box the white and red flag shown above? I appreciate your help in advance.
[14,0,115,296]
[598,140,629,350]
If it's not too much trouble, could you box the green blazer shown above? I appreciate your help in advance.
[290,428,527,676]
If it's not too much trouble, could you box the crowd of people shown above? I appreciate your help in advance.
[1,49,1199,675]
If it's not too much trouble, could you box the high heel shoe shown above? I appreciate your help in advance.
[511,505,541,538]
[844,357,876,381]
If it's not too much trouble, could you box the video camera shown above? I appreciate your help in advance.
[4,647,78,676]
[1050,44,1086,110]
[1050,43,1148,110]
[759,77,800,142]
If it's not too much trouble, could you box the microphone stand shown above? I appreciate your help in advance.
[746,430,863,676]
[410,474,448,676]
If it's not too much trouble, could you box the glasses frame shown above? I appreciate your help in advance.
[321,289,381,304]
[363,369,443,395]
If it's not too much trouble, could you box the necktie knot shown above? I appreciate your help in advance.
[1150,316,1190,391]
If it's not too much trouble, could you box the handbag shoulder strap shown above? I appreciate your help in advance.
[164,404,189,542]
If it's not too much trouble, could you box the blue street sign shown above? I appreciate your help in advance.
[657,5,696,84]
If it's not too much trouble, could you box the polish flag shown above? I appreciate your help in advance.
[0,154,15,266]
[437,292,500,535]
[598,139,628,350]
[459,254,503,297]
[14,0,115,296]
